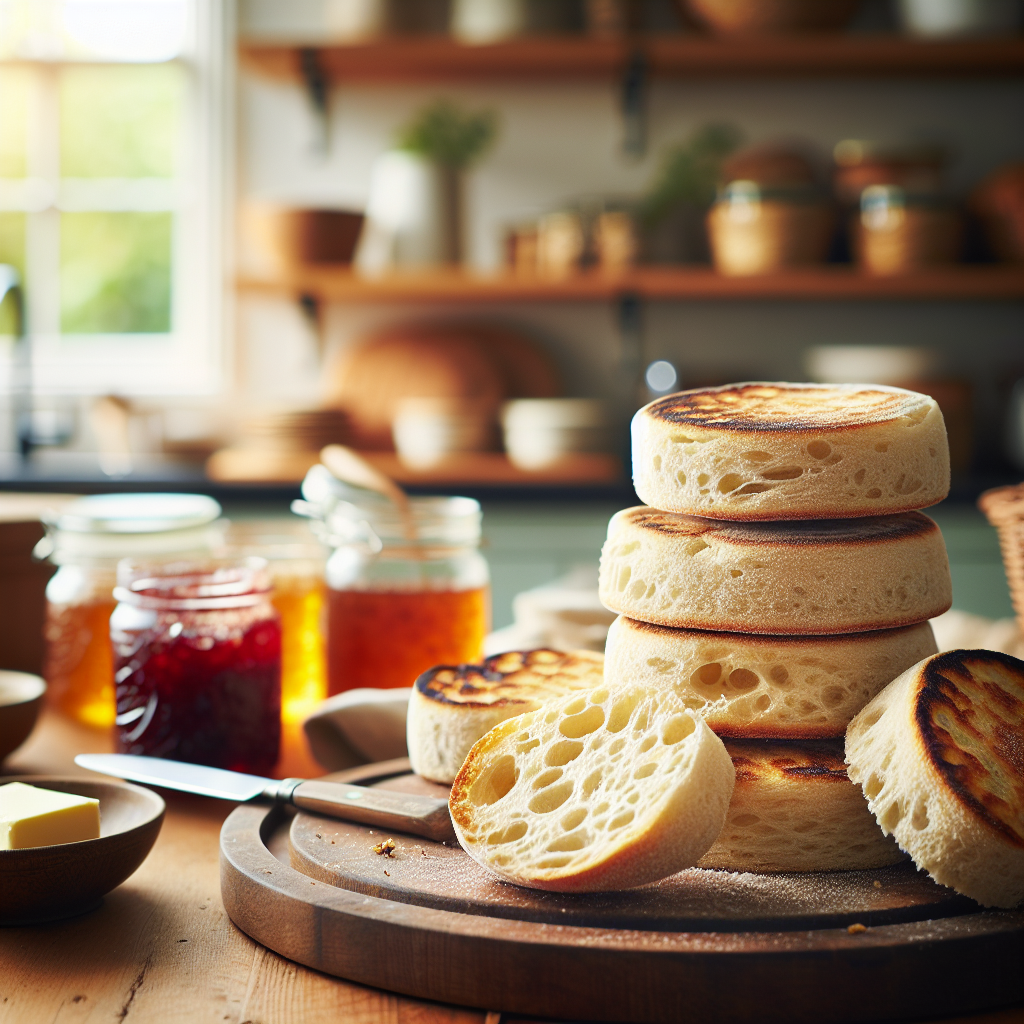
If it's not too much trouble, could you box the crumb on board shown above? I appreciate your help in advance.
[847,923,868,934]
[373,838,396,857]
[384,869,390,877]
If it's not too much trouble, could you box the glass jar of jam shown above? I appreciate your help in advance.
[295,467,490,694]
[36,493,224,729]
[110,558,281,774]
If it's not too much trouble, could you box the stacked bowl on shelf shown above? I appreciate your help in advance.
[599,382,954,871]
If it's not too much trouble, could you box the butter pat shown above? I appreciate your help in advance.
[0,782,101,850]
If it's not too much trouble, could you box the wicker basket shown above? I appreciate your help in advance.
[978,483,1024,633]
[683,0,861,34]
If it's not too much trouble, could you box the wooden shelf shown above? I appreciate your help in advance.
[239,35,1024,83]
[206,448,621,486]
[238,265,1024,304]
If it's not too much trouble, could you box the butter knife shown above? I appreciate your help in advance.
[75,753,454,842]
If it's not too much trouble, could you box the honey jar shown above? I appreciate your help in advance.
[223,520,328,725]
[295,467,490,694]
[35,493,224,728]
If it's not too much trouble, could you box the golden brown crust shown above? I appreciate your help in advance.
[626,506,938,546]
[414,649,604,709]
[646,383,929,434]
[723,738,850,785]
[915,651,1024,848]
[625,617,927,649]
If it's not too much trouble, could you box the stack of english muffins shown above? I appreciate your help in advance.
[599,382,954,872]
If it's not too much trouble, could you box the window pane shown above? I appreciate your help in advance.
[0,0,188,62]
[0,66,29,178]
[60,63,183,178]
[0,211,24,335]
[60,211,171,333]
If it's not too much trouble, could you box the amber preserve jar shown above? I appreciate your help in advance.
[110,558,281,774]
[35,493,224,728]
[224,520,328,725]
[295,466,490,695]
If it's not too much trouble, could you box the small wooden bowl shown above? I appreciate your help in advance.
[0,671,46,763]
[0,776,165,925]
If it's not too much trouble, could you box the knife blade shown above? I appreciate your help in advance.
[74,753,455,843]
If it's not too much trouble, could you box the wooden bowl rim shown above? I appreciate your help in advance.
[0,671,46,708]
[0,775,165,857]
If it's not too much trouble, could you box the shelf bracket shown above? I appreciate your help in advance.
[298,292,325,361]
[299,47,330,154]
[621,49,647,159]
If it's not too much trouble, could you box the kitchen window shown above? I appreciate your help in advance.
[0,0,231,397]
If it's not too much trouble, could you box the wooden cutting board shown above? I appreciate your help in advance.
[220,759,1024,1024]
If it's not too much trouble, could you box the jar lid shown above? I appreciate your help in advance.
[37,493,225,564]
[717,180,825,205]
[48,493,222,534]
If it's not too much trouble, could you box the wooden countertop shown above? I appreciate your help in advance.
[2,711,1021,1024]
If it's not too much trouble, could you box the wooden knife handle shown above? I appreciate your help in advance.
[287,780,456,843]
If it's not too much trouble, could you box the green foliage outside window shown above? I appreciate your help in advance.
[60,63,182,178]
[60,212,172,334]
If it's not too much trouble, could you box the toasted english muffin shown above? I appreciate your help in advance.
[605,616,938,738]
[449,684,735,892]
[408,649,605,784]
[698,738,905,873]
[632,383,950,521]
[846,650,1024,908]
[599,507,951,635]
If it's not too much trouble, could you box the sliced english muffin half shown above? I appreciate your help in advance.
[408,649,605,784]
[599,507,951,635]
[698,738,906,873]
[605,616,938,738]
[633,382,949,520]
[449,684,735,892]
[846,650,1024,908]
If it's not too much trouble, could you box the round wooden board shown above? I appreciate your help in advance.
[220,759,1024,1024]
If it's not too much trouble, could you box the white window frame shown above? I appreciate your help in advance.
[0,0,233,397]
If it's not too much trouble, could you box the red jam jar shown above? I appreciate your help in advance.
[110,558,281,774]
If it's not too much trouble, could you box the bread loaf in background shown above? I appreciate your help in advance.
[632,383,950,521]
[604,615,939,738]
[599,507,952,635]
[323,322,561,450]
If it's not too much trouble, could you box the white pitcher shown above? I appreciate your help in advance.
[451,0,527,43]
[354,150,461,273]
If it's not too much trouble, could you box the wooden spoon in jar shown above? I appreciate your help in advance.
[319,444,417,544]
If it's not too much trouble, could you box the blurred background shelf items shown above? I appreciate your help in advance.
[0,0,1022,654]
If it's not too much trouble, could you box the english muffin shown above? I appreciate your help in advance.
[604,616,938,738]
[449,684,735,892]
[599,507,952,635]
[698,738,906,873]
[632,383,949,521]
[408,649,605,784]
[846,650,1024,908]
